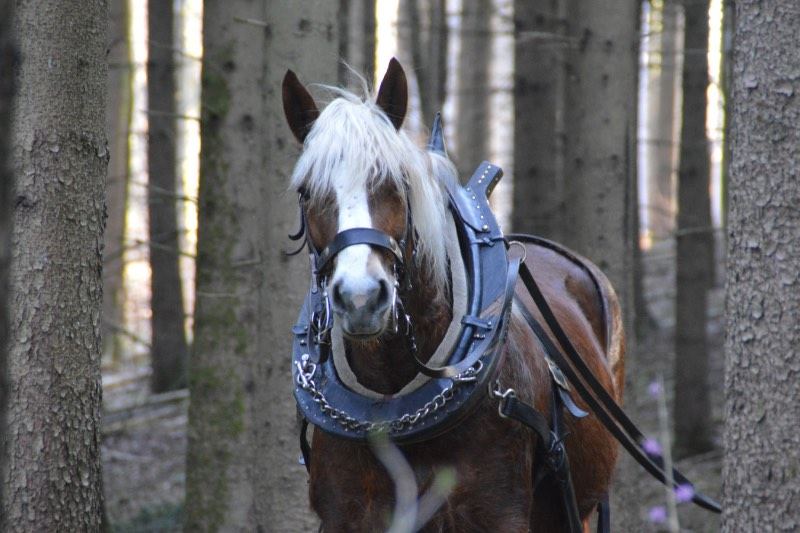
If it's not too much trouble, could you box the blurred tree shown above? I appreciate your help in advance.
[0,0,16,522]
[148,0,189,392]
[454,0,491,178]
[185,2,336,530]
[3,1,107,529]
[408,0,448,125]
[645,0,682,241]
[674,0,714,459]
[724,2,800,530]
[103,0,133,363]
[511,0,566,239]
[562,0,643,529]
[339,0,375,87]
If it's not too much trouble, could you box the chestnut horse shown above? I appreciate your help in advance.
[283,59,625,532]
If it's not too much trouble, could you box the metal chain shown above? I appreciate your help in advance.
[295,348,482,434]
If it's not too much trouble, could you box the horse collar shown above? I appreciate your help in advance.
[291,161,513,444]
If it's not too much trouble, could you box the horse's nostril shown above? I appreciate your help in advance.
[331,281,346,311]
[376,280,390,308]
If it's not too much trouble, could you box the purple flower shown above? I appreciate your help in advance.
[642,437,662,457]
[648,381,662,398]
[648,505,667,523]
[675,484,695,503]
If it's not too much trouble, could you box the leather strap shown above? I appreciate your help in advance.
[499,390,582,533]
[409,256,520,378]
[515,258,722,514]
[317,227,404,277]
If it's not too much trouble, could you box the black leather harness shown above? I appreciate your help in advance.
[289,113,721,531]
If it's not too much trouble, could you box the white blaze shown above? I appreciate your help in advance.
[331,174,384,293]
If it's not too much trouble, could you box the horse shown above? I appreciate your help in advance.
[283,59,625,532]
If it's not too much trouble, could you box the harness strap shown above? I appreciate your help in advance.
[299,417,311,473]
[317,227,404,278]
[515,259,722,514]
[597,494,610,533]
[408,255,521,379]
[499,391,582,533]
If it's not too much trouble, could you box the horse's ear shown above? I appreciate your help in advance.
[283,69,320,143]
[376,58,407,130]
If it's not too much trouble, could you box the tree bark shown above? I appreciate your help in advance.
[454,0,492,179]
[185,3,337,531]
[563,0,642,528]
[103,0,132,363]
[4,1,107,530]
[512,0,566,238]
[0,0,17,523]
[724,2,800,530]
[674,0,714,459]
[148,0,189,393]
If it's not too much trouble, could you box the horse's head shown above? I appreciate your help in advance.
[283,59,453,341]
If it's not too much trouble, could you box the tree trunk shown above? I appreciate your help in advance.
[673,0,714,459]
[148,0,188,393]
[511,0,566,238]
[454,0,492,179]
[340,0,376,87]
[645,0,682,242]
[185,3,337,531]
[103,0,133,363]
[408,0,448,125]
[4,1,107,529]
[724,2,800,530]
[563,0,642,528]
[0,0,16,523]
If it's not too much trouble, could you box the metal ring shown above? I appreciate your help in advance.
[507,240,527,263]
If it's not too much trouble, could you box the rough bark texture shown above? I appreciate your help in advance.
[563,0,642,529]
[674,0,714,458]
[511,0,566,238]
[102,0,132,362]
[0,0,16,522]
[148,0,188,393]
[724,2,800,530]
[184,3,337,531]
[454,0,492,179]
[4,1,108,530]
[645,0,682,241]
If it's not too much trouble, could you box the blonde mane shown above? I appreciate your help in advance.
[290,87,457,294]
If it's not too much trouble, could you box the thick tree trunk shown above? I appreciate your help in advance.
[454,0,492,179]
[724,2,800,530]
[185,2,337,531]
[0,0,16,522]
[4,1,107,530]
[148,0,188,392]
[645,0,682,241]
[674,0,714,459]
[563,0,642,528]
[103,0,132,363]
[512,0,567,238]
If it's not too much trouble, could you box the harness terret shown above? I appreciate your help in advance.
[289,113,721,531]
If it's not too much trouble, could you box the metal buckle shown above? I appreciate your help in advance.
[507,240,527,263]
[490,380,516,418]
[545,356,570,391]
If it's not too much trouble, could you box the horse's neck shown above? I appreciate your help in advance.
[344,267,452,395]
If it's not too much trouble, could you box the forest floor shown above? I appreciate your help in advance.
[102,239,725,532]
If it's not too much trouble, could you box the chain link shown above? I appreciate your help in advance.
[295,352,477,434]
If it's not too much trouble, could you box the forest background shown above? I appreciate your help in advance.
[1,0,797,531]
